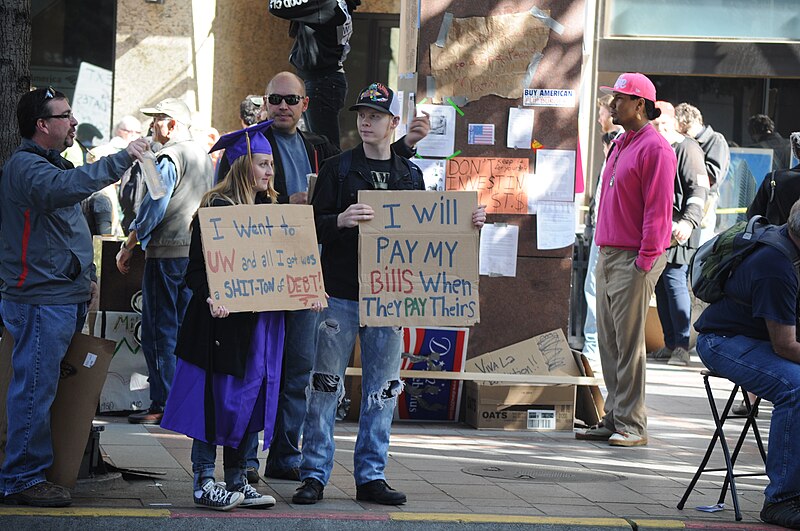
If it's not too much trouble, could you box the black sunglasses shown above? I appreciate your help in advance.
[267,94,303,106]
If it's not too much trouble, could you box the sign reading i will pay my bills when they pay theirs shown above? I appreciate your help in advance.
[198,204,326,312]
[358,190,479,327]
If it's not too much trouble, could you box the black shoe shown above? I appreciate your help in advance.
[292,478,324,504]
[356,479,406,505]
[732,399,759,417]
[128,407,164,425]
[761,496,800,529]
[264,466,300,481]
[245,467,260,484]
[4,481,72,507]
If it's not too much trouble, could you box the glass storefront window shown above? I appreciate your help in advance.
[606,0,800,41]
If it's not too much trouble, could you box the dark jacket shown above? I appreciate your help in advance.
[174,199,260,378]
[288,1,358,77]
[311,144,424,301]
[749,132,792,172]
[747,165,800,225]
[694,124,729,190]
[666,136,708,265]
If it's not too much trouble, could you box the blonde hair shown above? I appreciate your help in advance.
[200,154,278,208]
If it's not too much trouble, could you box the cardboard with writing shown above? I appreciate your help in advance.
[198,204,325,313]
[358,190,479,327]
[465,381,575,431]
[445,157,530,215]
[465,328,580,383]
[0,333,116,488]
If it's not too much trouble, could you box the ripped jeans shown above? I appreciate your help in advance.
[299,296,404,487]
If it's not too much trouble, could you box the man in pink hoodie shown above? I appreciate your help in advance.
[576,73,676,447]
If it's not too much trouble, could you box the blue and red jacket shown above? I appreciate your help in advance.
[0,138,133,305]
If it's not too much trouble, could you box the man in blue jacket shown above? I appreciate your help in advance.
[0,87,147,507]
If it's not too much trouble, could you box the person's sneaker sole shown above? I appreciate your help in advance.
[609,435,648,447]
[240,496,276,508]
[193,493,244,511]
[3,496,72,507]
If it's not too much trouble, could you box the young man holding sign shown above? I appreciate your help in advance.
[293,83,486,505]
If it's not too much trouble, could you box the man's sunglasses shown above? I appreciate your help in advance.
[266,94,303,106]
[39,111,74,121]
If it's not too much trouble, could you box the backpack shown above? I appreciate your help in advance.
[689,215,800,304]
[334,149,424,210]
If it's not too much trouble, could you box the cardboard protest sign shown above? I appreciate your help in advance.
[358,190,479,327]
[198,204,325,312]
[446,157,530,214]
[429,12,550,103]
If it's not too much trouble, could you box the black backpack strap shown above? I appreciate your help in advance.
[401,157,424,190]
[336,150,353,212]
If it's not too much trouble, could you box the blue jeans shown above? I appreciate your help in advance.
[302,71,347,149]
[582,239,599,358]
[141,257,190,409]
[654,262,691,349]
[696,333,800,503]
[1,300,87,494]
[253,309,320,472]
[191,431,258,491]
[299,297,403,486]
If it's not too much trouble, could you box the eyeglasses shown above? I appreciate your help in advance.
[267,94,303,106]
[39,111,74,121]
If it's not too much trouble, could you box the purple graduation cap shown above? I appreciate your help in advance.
[210,119,274,165]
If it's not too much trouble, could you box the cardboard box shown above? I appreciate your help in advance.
[0,333,116,488]
[465,381,575,431]
[94,236,145,313]
[463,329,586,429]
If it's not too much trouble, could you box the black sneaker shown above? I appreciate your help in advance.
[291,478,324,504]
[761,496,800,529]
[4,481,72,507]
[193,480,244,511]
[264,466,300,481]
[356,479,407,505]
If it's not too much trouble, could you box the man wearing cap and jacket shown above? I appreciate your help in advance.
[576,73,676,447]
[116,98,214,425]
[291,82,485,506]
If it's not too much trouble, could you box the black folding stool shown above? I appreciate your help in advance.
[677,370,768,521]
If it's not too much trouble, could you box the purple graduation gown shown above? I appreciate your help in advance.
[161,311,284,449]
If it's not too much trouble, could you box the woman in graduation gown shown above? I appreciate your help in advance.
[161,120,322,511]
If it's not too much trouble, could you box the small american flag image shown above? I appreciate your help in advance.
[468,123,495,145]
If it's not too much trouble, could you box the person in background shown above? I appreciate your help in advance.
[694,199,800,530]
[268,0,362,148]
[674,103,730,244]
[240,95,262,127]
[649,101,708,366]
[576,73,676,448]
[160,120,324,511]
[748,113,792,172]
[116,98,214,425]
[0,87,148,507]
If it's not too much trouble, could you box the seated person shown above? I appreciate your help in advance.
[694,199,800,530]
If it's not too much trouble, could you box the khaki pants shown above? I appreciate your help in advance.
[596,247,665,437]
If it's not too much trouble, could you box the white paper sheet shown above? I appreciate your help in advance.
[479,223,519,277]
[413,158,447,191]
[507,107,534,149]
[536,201,576,250]
[415,104,456,158]
[527,149,576,212]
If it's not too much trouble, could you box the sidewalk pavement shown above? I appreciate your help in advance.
[0,355,782,530]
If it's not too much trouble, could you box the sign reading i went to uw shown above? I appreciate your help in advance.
[198,204,326,313]
[357,190,479,327]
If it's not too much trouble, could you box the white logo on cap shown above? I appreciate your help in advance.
[615,78,628,89]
